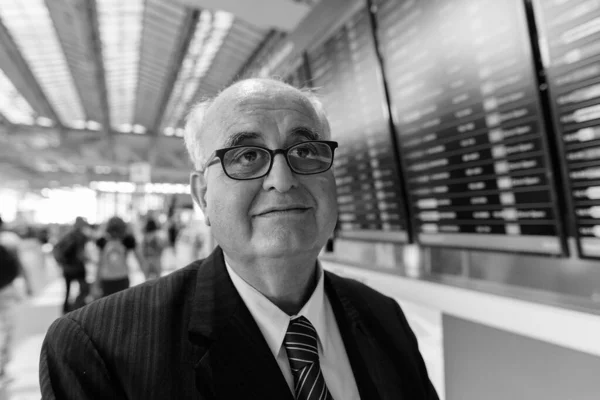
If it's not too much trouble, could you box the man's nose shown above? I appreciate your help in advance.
[262,153,298,192]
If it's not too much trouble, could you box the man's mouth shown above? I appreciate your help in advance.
[256,207,310,216]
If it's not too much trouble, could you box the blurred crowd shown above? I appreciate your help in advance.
[0,211,210,394]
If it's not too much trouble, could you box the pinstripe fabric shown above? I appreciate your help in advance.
[284,316,333,400]
[39,246,439,400]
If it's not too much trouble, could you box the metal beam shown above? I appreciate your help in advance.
[6,123,185,144]
[150,9,200,133]
[0,112,11,128]
[175,0,312,31]
[146,134,159,168]
[87,0,112,136]
[44,0,110,136]
[230,29,283,81]
[0,19,62,125]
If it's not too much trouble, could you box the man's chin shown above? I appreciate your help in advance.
[255,236,322,258]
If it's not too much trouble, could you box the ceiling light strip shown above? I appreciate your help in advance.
[97,0,144,131]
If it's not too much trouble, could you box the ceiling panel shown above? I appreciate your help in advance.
[133,0,194,132]
[0,0,85,127]
[97,0,144,132]
[175,0,316,31]
[160,16,270,135]
[159,10,237,136]
[0,1,297,187]
[44,0,108,129]
[0,15,56,123]
[0,68,36,124]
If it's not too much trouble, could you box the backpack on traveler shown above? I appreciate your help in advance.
[100,238,128,279]
[52,231,77,266]
[142,233,163,259]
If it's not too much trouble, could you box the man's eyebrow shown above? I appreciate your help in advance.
[224,132,262,147]
[224,128,319,148]
[291,127,320,140]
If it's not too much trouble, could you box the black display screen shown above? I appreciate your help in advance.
[376,0,565,254]
[534,0,600,258]
[307,8,410,242]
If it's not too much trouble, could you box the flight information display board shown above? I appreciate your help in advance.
[375,0,565,254]
[307,8,409,242]
[534,0,600,258]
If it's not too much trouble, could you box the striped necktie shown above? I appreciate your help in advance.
[283,316,333,400]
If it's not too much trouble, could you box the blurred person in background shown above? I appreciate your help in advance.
[93,216,145,298]
[17,226,46,295]
[37,226,50,245]
[52,217,90,314]
[167,214,179,250]
[174,217,205,268]
[0,216,32,394]
[141,218,165,280]
[161,213,180,271]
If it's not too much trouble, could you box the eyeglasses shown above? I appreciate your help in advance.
[201,140,338,180]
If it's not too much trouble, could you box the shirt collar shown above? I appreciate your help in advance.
[225,260,328,360]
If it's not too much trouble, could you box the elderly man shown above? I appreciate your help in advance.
[39,78,438,400]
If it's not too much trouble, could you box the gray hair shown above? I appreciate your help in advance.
[183,99,214,171]
[183,78,331,171]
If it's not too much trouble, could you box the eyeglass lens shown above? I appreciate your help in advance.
[222,142,334,179]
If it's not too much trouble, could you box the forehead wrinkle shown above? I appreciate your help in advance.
[233,86,319,116]
[200,82,324,154]
[236,95,315,113]
[232,101,318,125]
[220,103,320,136]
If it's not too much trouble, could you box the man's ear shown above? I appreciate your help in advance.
[190,171,210,226]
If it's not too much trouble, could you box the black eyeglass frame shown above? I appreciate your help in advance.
[200,140,339,181]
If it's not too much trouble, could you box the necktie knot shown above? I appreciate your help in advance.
[284,316,320,371]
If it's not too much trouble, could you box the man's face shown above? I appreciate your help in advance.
[191,81,338,261]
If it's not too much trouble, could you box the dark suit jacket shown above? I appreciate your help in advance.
[40,247,438,399]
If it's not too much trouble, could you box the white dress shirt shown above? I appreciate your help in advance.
[225,261,361,400]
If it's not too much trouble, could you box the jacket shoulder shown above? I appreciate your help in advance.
[325,270,440,399]
[66,261,202,336]
[326,270,397,307]
[325,270,411,339]
[41,260,208,399]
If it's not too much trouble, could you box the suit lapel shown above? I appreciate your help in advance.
[187,247,293,400]
[325,272,405,400]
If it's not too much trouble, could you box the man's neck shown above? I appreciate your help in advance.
[224,252,320,315]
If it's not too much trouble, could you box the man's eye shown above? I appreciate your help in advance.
[292,145,317,158]
[231,149,263,164]
[242,151,258,162]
